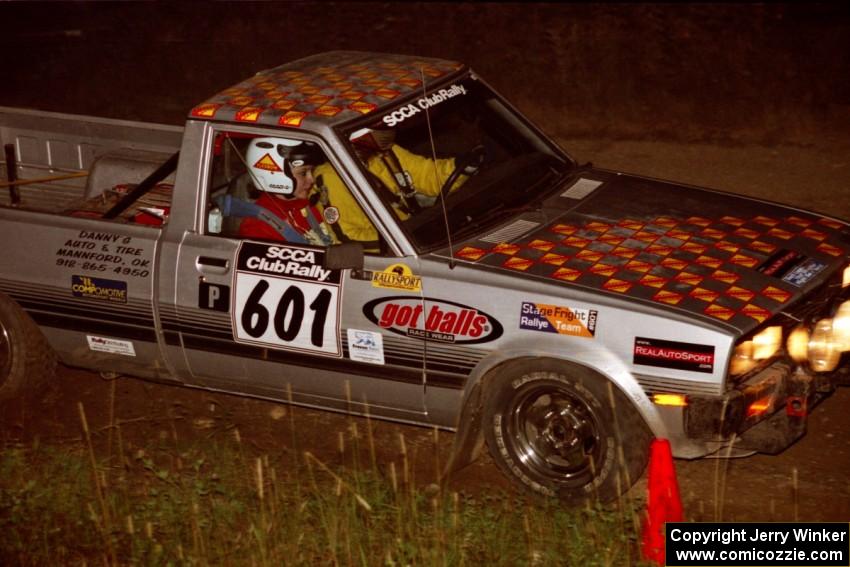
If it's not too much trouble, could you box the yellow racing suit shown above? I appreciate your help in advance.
[313,144,462,246]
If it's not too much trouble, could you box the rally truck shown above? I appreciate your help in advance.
[1,51,848,502]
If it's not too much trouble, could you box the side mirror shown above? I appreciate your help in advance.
[324,242,364,270]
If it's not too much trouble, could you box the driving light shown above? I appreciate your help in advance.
[652,393,688,407]
[730,340,756,375]
[808,318,841,372]
[752,326,782,360]
[786,325,810,363]
[746,396,773,418]
[833,300,850,351]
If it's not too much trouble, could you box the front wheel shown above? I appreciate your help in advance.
[0,294,56,403]
[483,359,650,503]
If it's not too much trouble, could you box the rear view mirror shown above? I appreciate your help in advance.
[324,242,364,270]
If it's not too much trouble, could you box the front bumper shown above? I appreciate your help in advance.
[684,359,846,454]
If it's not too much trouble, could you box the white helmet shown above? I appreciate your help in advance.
[246,137,321,197]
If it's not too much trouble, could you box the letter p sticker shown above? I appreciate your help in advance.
[198,282,230,312]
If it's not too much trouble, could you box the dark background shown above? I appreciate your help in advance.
[2,2,850,145]
[3,2,850,524]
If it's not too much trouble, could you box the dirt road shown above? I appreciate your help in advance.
[3,137,848,521]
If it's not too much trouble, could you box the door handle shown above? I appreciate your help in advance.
[196,256,230,275]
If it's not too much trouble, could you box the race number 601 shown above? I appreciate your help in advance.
[234,273,341,356]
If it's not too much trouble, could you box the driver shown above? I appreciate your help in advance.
[236,137,336,246]
[312,126,480,246]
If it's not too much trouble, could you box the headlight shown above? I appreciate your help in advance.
[843,265,850,288]
[730,340,756,375]
[752,326,782,360]
[786,325,810,362]
[833,300,850,351]
[808,318,841,372]
[731,326,782,375]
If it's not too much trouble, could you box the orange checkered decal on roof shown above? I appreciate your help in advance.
[190,52,465,129]
[552,267,582,281]
[503,257,534,271]
[492,243,521,255]
[653,290,684,305]
[540,253,569,266]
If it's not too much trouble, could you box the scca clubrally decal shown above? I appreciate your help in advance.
[633,337,715,374]
[519,302,597,338]
[236,242,339,284]
[363,296,503,345]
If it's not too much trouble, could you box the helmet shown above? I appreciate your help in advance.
[349,126,396,152]
[246,137,322,196]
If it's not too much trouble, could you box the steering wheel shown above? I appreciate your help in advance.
[439,145,485,198]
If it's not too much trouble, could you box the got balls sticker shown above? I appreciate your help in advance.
[363,297,503,345]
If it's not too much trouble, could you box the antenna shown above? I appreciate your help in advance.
[420,67,456,269]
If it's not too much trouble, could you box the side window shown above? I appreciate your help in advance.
[206,132,255,237]
[204,132,386,254]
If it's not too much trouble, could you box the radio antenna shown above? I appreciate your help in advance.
[421,67,456,269]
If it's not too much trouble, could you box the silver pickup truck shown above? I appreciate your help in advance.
[2,51,848,502]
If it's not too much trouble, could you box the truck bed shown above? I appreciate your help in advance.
[0,107,182,213]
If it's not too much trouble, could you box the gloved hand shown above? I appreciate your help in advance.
[461,145,486,176]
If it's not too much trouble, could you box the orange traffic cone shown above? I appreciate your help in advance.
[641,438,683,565]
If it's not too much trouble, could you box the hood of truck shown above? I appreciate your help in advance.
[445,170,850,335]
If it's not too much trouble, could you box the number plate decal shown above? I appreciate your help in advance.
[232,242,342,357]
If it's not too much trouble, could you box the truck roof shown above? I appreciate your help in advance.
[189,51,465,130]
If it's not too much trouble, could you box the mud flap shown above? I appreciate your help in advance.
[441,381,485,482]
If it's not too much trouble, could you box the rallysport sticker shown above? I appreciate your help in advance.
[371,263,422,292]
[633,337,715,374]
[363,297,503,345]
[519,302,597,338]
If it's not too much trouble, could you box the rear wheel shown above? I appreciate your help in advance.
[0,295,56,403]
[482,359,651,503]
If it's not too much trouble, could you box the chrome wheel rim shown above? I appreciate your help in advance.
[505,384,604,486]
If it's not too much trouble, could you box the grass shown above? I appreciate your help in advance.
[0,401,648,566]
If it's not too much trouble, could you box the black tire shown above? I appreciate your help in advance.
[0,294,57,403]
[482,359,651,503]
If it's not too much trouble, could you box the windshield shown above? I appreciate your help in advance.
[340,75,575,252]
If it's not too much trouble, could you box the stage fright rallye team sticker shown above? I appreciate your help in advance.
[519,302,598,338]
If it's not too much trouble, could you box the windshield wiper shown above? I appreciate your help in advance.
[449,161,593,241]
[451,203,541,241]
[545,161,593,194]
